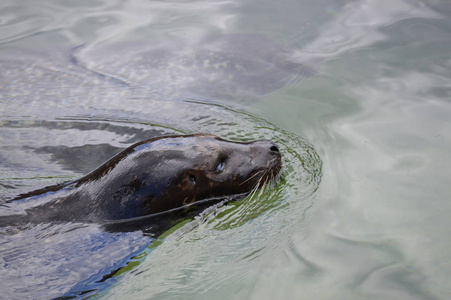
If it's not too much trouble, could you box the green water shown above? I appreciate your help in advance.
[1,0,451,299]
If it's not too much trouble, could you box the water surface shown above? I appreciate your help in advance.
[1,0,451,299]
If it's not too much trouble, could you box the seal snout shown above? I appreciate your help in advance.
[267,142,281,163]
[251,140,282,172]
[261,140,281,155]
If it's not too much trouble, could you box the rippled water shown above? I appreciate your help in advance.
[1,0,451,299]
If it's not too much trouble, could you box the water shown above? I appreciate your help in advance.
[1,0,451,299]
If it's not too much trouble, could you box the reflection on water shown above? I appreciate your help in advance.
[75,34,318,101]
[1,0,451,299]
[0,222,150,299]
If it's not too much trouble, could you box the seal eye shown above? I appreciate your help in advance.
[188,174,196,186]
[216,158,226,172]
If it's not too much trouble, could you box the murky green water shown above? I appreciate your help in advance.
[1,0,451,299]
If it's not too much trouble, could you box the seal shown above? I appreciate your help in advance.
[5,134,282,225]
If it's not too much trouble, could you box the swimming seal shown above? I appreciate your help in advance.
[4,134,282,225]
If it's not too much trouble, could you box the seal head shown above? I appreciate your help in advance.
[13,134,282,223]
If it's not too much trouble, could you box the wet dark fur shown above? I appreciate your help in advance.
[4,134,281,226]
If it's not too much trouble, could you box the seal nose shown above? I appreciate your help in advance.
[251,140,281,160]
[267,141,282,169]
[267,141,282,163]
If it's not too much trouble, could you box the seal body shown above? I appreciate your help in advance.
[7,134,281,224]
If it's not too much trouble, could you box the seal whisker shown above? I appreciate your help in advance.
[248,175,264,201]
[239,171,261,186]
[269,173,275,190]
[258,176,270,198]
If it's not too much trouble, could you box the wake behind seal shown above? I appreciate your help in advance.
[3,134,282,226]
